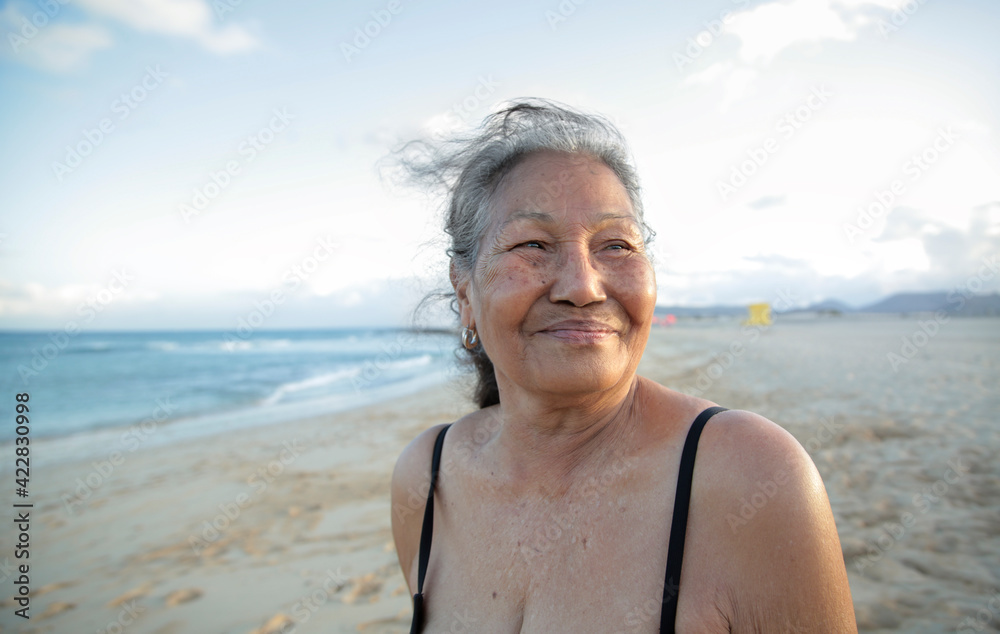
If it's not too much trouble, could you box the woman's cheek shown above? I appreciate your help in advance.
[479,256,548,296]
[615,263,657,324]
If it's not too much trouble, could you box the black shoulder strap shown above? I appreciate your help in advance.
[660,406,727,632]
[410,423,451,634]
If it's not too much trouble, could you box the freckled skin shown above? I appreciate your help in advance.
[455,151,657,405]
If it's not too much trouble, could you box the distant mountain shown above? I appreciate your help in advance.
[653,304,746,318]
[944,293,1000,316]
[860,291,1000,316]
[653,291,1000,318]
[780,299,855,314]
[860,292,949,313]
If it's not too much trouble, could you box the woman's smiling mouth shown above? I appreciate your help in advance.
[537,320,618,343]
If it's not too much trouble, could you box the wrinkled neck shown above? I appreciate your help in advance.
[492,375,644,495]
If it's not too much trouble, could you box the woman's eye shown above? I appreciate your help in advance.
[518,241,544,249]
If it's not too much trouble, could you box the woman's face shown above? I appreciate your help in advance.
[454,150,656,401]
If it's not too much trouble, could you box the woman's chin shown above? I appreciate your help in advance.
[521,367,630,399]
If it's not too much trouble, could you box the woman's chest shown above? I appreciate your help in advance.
[420,481,683,633]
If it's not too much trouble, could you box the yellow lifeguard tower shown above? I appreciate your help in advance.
[744,303,772,326]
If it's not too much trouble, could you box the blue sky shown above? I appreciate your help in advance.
[0,0,998,330]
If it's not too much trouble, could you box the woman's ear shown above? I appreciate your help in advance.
[450,261,474,326]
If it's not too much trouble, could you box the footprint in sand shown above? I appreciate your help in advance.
[38,601,75,619]
[357,612,410,631]
[107,583,153,607]
[342,573,383,604]
[250,613,295,634]
[36,581,76,596]
[164,588,203,607]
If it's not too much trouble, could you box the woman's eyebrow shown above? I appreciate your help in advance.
[497,210,637,232]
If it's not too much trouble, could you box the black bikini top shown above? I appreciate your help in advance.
[409,406,728,633]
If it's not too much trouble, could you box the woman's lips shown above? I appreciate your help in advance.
[537,321,617,343]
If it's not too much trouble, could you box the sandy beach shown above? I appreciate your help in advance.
[3,315,998,633]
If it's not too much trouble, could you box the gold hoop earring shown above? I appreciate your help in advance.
[462,326,479,349]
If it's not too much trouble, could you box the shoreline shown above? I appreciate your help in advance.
[6,317,998,632]
[15,378,473,633]
[13,365,457,470]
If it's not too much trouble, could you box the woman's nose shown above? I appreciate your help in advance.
[548,246,607,307]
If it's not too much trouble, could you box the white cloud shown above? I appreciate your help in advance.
[0,4,112,72]
[728,0,857,65]
[77,0,259,53]
[0,0,258,71]
[0,278,158,319]
[18,23,114,72]
[684,61,759,111]
[832,0,918,10]
[686,0,923,107]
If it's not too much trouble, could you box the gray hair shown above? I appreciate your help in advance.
[393,98,653,408]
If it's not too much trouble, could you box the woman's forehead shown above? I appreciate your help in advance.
[503,150,616,186]
[492,151,634,219]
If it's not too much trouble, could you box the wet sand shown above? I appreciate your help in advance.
[4,316,998,633]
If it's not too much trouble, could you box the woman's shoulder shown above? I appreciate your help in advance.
[636,377,812,481]
[390,409,495,592]
[678,410,856,628]
[698,408,815,483]
[392,423,451,491]
[391,407,496,489]
[637,378,855,626]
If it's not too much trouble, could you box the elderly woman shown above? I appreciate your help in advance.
[391,100,855,633]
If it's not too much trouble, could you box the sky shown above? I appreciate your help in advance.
[0,0,998,330]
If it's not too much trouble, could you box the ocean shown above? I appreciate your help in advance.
[0,329,458,462]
